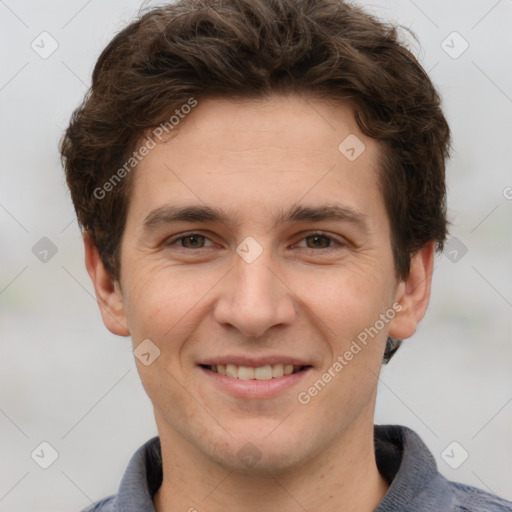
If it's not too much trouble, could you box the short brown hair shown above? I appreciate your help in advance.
[60,0,450,363]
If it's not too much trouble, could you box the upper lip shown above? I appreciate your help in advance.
[198,356,312,367]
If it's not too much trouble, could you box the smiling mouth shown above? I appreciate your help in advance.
[199,363,309,380]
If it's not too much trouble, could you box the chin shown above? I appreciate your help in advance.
[203,425,315,475]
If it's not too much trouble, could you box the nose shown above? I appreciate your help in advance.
[213,242,296,338]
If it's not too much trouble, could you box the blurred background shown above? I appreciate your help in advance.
[1,0,511,510]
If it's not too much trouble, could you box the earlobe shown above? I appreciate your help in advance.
[388,242,435,340]
[83,232,130,337]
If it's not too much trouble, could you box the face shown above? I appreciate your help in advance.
[88,94,432,474]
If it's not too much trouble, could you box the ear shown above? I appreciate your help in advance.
[83,232,130,336]
[388,242,435,340]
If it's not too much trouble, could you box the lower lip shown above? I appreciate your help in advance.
[198,366,312,399]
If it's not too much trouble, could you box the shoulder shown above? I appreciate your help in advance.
[374,425,512,512]
[450,481,512,512]
[77,436,162,512]
[80,495,115,512]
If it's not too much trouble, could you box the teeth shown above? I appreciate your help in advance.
[208,363,304,380]
[255,366,272,380]
[272,363,284,377]
[238,366,255,380]
[225,364,237,378]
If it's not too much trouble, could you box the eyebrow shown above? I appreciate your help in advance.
[141,203,370,234]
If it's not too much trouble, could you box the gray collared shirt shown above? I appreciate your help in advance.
[82,424,512,511]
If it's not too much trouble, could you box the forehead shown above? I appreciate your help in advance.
[128,94,387,232]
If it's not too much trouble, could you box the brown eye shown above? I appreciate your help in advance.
[180,234,206,248]
[165,233,213,249]
[292,232,346,252]
[305,234,333,249]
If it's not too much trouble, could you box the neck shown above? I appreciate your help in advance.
[153,416,389,512]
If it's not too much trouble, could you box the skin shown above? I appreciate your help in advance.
[85,94,434,512]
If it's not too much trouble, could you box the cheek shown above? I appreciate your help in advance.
[122,264,225,341]
[290,265,392,339]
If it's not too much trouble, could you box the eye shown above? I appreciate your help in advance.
[166,233,215,249]
[293,232,345,250]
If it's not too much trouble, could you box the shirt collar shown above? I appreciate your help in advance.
[113,436,162,512]
[374,424,440,510]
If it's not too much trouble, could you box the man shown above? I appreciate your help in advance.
[60,0,512,510]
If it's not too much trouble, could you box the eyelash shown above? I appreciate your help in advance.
[165,231,347,252]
